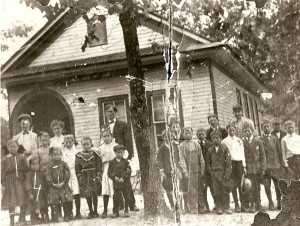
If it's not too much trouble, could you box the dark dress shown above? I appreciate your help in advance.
[25,170,48,212]
[46,160,73,204]
[1,153,28,208]
[75,151,102,197]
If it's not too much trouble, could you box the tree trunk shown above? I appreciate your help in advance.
[119,0,171,217]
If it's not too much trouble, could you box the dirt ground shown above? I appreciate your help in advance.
[1,185,281,226]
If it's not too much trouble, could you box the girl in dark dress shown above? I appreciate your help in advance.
[1,140,28,226]
[75,136,102,218]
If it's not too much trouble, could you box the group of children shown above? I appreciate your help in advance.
[157,109,300,215]
[2,116,134,226]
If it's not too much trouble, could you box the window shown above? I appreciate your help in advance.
[147,89,184,150]
[253,100,261,135]
[236,88,242,106]
[249,97,255,122]
[87,15,108,47]
[242,93,250,118]
[98,94,130,127]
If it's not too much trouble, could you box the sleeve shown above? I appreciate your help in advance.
[156,146,164,171]
[45,166,54,186]
[224,147,232,179]
[123,123,134,160]
[122,160,131,179]
[178,145,188,175]
[206,148,212,174]
[240,139,246,167]
[22,155,29,173]
[63,162,70,183]
[33,133,38,151]
[1,158,6,186]
[108,161,115,180]
[223,129,228,139]
[95,153,102,179]
[281,138,288,167]
[259,140,266,172]
[75,155,82,180]
[25,172,33,196]
[276,138,285,167]
[196,143,205,176]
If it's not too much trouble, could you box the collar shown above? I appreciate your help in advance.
[210,126,219,130]
[22,131,30,135]
[287,133,294,137]
[109,119,116,124]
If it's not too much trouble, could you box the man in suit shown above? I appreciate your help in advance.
[102,104,139,211]
[271,118,287,143]
[259,121,285,210]
[206,114,228,141]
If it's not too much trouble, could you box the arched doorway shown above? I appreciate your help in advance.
[10,89,74,137]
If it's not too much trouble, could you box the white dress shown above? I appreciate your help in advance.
[97,142,116,197]
[50,135,64,149]
[62,146,80,195]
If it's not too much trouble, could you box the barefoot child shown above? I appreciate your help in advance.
[62,135,81,219]
[25,157,49,223]
[46,148,73,222]
[1,140,29,226]
[97,130,117,218]
[108,145,131,218]
[75,136,102,218]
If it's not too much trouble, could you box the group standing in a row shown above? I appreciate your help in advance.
[157,105,300,215]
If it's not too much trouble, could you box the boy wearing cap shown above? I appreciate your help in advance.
[207,130,232,215]
[108,144,131,218]
[13,114,38,163]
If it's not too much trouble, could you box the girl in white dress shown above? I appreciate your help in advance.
[50,120,65,149]
[97,129,117,218]
[61,134,81,219]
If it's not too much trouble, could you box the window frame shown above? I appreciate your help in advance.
[242,92,250,118]
[236,88,242,107]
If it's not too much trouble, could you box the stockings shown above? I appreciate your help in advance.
[103,195,109,212]
[86,196,98,213]
[74,194,81,216]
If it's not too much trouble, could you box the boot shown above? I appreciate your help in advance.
[234,204,241,213]
[269,201,277,211]
[249,203,256,213]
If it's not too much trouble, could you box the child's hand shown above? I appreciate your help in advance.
[115,177,120,182]
[243,168,247,175]
[183,172,189,178]
[59,182,65,188]
[29,194,34,200]
[160,171,166,179]
[53,184,59,189]
[119,178,124,183]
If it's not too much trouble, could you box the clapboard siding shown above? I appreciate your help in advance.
[213,66,262,130]
[30,14,173,67]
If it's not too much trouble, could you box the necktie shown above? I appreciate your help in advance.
[23,131,29,135]
[109,120,114,124]
[200,141,204,149]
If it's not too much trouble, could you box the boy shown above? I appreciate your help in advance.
[221,124,246,212]
[157,130,180,210]
[108,144,131,218]
[196,128,214,212]
[281,120,300,179]
[206,114,228,141]
[178,127,205,213]
[271,118,287,143]
[242,122,266,212]
[230,105,255,138]
[207,131,232,214]
[260,121,284,210]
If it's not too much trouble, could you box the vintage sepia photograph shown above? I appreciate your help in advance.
[1,0,299,225]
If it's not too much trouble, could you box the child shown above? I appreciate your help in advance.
[108,144,131,218]
[35,132,51,173]
[221,124,246,212]
[157,130,180,210]
[46,148,73,222]
[25,157,49,223]
[96,130,117,218]
[178,127,205,213]
[75,136,102,218]
[1,140,29,226]
[259,121,284,210]
[206,114,228,141]
[50,120,65,149]
[242,122,266,212]
[196,128,214,212]
[207,131,232,215]
[62,134,81,219]
[281,120,300,179]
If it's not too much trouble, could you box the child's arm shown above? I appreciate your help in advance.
[206,148,212,174]
[157,146,165,174]
[63,162,71,184]
[258,140,266,174]
[178,145,188,177]
[1,159,6,188]
[75,155,83,183]
[108,160,116,180]
[94,153,102,182]
[122,160,131,179]
[224,147,232,180]
[196,142,205,177]
[45,166,54,187]
[281,138,289,167]
[275,138,285,167]
[25,172,34,200]
[239,138,246,170]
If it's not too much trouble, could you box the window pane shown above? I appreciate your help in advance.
[243,93,250,118]
[154,108,165,122]
[157,136,164,148]
[236,88,242,106]
[155,122,166,136]
[152,95,164,109]
[249,97,255,124]
[114,100,127,122]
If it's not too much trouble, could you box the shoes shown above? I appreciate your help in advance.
[269,202,277,211]
[235,205,241,213]
[57,217,64,222]
[123,211,130,218]
[16,217,26,226]
[255,203,263,211]
[75,213,82,219]
[64,216,70,222]
[277,201,281,210]
[101,211,107,218]
[223,208,232,214]
[87,212,94,219]
[198,208,205,214]
[93,212,100,218]
[130,206,139,211]
[216,207,223,215]
[111,213,119,218]
[250,206,256,213]
[241,207,250,213]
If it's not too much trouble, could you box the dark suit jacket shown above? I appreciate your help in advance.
[207,144,232,180]
[259,135,284,170]
[108,158,131,189]
[271,130,287,143]
[243,137,266,174]
[206,127,228,141]
[198,140,214,170]
[103,120,134,160]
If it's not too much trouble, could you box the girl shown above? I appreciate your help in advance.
[62,134,81,219]
[75,136,102,218]
[1,140,28,226]
[50,120,65,149]
[25,157,49,224]
[96,130,116,218]
[46,148,73,222]
[34,132,51,173]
